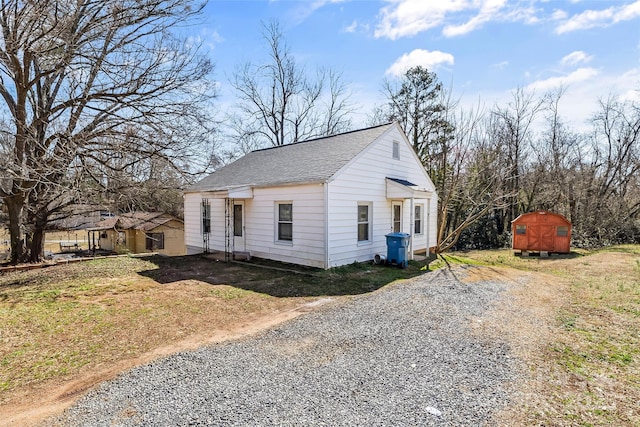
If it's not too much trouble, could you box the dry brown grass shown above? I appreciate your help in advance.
[0,230,90,260]
[453,246,640,427]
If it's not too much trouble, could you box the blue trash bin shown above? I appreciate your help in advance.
[386,232,410,268]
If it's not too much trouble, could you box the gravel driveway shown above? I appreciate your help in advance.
[47,267,518,426]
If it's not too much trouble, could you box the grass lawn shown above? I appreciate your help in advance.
[1,246,639,426]
[0,253,427,421]
[445,245,640,427]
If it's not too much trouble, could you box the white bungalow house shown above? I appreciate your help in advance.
[183,122,438,269]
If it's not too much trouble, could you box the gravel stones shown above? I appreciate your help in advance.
[47,267,517,426]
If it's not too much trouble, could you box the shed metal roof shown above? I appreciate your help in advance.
[186,123,395,193]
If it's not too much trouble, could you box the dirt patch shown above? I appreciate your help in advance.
[461,265,571,424]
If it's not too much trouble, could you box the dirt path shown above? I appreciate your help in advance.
[464,266,570,425]
[0,298,335,427]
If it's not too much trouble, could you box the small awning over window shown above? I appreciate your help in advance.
[386,177,432,199]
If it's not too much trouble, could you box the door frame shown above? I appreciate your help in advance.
[233,201,245,251]
[391,201,403,233]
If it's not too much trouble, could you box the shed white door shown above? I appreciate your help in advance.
[392,201,402,232]
[233,202,245,251]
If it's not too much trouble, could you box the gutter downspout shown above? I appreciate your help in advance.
[324,182,329,269]
[409,197,414,260]
[426,198,430,258]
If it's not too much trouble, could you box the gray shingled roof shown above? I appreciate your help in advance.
[187,123,395,193]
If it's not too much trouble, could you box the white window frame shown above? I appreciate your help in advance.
[392,141,400,159]
[357,202,372,244]
[275,201,293,244]
[414,204,423,235]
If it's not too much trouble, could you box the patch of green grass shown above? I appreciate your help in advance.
[607,350,633,366]
[426,253,487,270]
[559,312,578,331]
[552,343,589,375]
[595,245,640,255]
[611,305,640,317]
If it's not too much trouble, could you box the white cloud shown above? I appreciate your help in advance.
[500,5,539,25]
[290,0,348,24]
[493,60,509,70]
[615,68,640,102]
[560,51,593,67]
[343,20,370,33]
[548,67,640,131]
[555,0,640,34]
[443,0,507,37]
[375,0,467,40]
[524,67,599,92]
[190,29,223,52]
[456,67,638,133]
[344,20,358,33]
[375,0,540,39]
[551,9,568,21]
[386,49,455,77]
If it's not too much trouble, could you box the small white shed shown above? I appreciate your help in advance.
[184,122,438,269]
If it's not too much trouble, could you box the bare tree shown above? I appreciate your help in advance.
[435,102,512,252]
[0,0,216,264]
[228,20,353,150]
[524,87,584,218]
[490,87,544,232]
[586,94,640,242]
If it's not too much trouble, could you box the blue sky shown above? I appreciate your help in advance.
[198,0,640,132]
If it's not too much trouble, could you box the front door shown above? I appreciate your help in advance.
[233,202,245,251]
[392,202,402,232]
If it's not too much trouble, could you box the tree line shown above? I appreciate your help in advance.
[376,73,639,252]
[1,2,638,264]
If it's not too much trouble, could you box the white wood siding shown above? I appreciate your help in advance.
[243,184,326,268]
[184,185,327,268]
[327,126,437,266]
[184,192,227,254]
[184,192,204,254]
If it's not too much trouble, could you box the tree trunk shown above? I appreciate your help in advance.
[5,194,26,265]
[29,214,48,263]
[28,226,45,264]
[26,194,50,263]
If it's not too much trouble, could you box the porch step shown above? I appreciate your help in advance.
[233,251,252,261]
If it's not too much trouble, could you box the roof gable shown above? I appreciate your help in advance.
[187,123,394,192]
